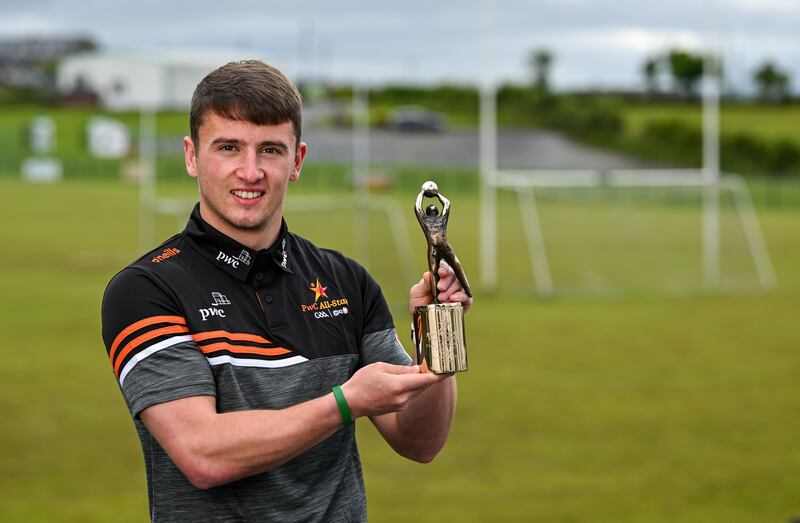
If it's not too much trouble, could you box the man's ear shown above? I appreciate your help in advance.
[184,136,198,178]
[290,142,307,182]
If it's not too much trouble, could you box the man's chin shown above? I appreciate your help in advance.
[228,217,268,231]
[218,209,268,231]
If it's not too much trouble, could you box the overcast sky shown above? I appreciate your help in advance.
[2,0,798,93]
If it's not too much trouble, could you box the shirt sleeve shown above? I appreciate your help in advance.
[356,264,413,367]
[101,267,216,418]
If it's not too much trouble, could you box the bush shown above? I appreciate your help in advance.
[721,132,772,173]
[553,96,625,141]
[770,139,800,175]
[495,91,625,141]
[634,120,800,175]
[642,119,702,151]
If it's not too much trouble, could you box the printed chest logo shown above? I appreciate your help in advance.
[301,277,349,319]
[199,292,231,321]
[216,249,252,269]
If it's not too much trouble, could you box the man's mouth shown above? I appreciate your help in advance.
[232,190,264,199]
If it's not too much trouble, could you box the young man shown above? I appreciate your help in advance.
[101,60,471,522]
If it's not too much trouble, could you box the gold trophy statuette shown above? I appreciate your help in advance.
[413,181,472,374]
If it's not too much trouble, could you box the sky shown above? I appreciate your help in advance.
[1,0,798,93]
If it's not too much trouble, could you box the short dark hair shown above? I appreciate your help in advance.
[190,60,303,146]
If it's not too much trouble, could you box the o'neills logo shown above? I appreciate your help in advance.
[301,277,349,318]
[151,247,180,263]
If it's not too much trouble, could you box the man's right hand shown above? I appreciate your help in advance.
[340,362,448,419]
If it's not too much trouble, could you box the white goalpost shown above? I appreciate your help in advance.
[479,0,776,296]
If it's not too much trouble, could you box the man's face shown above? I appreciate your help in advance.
[184,112,306,246]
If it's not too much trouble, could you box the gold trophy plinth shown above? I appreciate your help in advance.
[412,181,471,374]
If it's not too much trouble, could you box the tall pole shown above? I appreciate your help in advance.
[702,0,721,288]
[139,107,157,253]
[353,85,370,268]
[479,0,498,291]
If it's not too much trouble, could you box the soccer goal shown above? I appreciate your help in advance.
[481,168,775,297]
[477,0,776,297]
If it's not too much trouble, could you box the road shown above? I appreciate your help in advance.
[302,127,650,170]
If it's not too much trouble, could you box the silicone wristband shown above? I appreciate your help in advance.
[331,385,353,426]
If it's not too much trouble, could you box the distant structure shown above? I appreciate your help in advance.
[0,36,96,89]
[57,49,265,110]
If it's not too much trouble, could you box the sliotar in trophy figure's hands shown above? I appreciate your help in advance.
[413,181,472,374]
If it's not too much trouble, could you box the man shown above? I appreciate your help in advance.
[101,60,471,522]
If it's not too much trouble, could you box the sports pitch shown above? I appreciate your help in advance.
[0,177,798,522]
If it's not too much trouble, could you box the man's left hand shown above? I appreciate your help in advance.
[409,260,473,314]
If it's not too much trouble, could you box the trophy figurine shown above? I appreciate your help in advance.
[413,181,472,374]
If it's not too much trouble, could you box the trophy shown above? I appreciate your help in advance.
[413,181,472,374]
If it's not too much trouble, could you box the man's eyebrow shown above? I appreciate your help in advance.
[259,140,289,150]
[209,137,289,150]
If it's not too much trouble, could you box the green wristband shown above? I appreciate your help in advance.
[332,385,353,426]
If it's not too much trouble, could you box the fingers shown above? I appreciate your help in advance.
[410,260,473,311]
[380,363,422,375]
[437,259,452,276]
[343,362,451,418]
[409,271,434,312]
[410,272,431,299]
[396,369,449,389]
[370,363,448,391]
[435,261,466,304]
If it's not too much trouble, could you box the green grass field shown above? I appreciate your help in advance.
[624,103,800,143]
[1,176,799,522]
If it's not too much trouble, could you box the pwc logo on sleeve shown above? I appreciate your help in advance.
[301,277,349,319]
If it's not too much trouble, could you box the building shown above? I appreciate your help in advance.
[0,36,96,89]
[56,49,271,110]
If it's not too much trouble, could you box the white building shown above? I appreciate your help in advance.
[57,49,274,110]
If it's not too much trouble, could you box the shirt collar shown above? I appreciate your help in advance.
[182,203,293,281]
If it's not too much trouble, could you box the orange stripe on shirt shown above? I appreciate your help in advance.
[113,324,190,376]
[198,342,291,357]
[109,315,187,362]
[192,330,273,345]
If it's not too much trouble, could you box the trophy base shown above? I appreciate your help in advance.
[413,302,468,374]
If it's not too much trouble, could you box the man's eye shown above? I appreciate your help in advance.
[220,144,237,152]
[261,147,279,155]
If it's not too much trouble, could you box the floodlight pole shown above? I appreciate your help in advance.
[702,0,721,288]
[479,0,498,292]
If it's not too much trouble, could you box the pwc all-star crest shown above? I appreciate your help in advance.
[301,277,350,319]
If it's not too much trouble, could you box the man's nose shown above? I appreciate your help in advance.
[236,150,264,183]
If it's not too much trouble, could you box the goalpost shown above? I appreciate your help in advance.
[479,0,776,296]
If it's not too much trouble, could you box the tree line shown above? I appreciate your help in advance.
[528,47,793,102]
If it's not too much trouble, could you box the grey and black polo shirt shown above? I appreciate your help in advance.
[101,204,411,522]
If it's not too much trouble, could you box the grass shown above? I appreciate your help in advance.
[624,102,800,143]
[0,176,799,522]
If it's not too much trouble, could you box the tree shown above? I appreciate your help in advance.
[667,49,704,98]
[528,48,554,93]
[642,56,660,95]
[754,60,791,102]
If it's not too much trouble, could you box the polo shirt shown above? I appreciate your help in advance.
[101,203,412,522]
